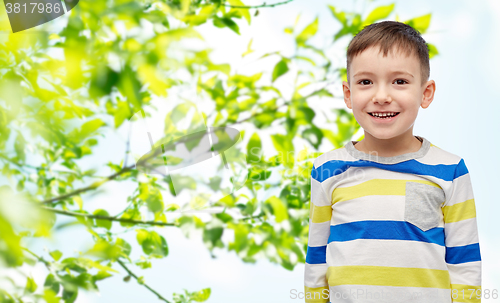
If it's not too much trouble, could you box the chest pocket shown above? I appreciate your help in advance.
[404,181,445,232]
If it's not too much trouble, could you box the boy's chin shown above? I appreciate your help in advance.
[364,131,409,141]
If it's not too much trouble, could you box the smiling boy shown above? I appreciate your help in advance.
[304,21,482,303]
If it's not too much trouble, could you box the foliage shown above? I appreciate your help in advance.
[0,0,437,302]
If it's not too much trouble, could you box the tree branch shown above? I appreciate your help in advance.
[41,206,177,227]
[41,166,134,205]
[117,259,171,303]
[222,0,294,9]
[39,129,200,205]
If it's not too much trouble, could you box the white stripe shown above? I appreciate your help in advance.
[304,263,329,288]
[444,218,480,247]
[326,239,447,270]
[447,261,481,286]
[314,148,355,168]
[418,146,461,165]
[331,195,405,225]
[307,221,330,247]
[446,173,475,206]
[328,285,452,303]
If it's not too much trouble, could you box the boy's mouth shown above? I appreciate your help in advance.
[368,112,400,119]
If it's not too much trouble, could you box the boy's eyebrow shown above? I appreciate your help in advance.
[353,71,415,78]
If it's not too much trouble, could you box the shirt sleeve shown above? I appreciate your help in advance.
[442,158,482,303]
[304,164,331,303]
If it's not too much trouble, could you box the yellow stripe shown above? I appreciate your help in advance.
[450,284,481,303]
[332,179,441,204]
[430,143,440,149]
[326,265,451,288]
[304,286,329,303]
[311,204,332,223]
[443,199,476,223]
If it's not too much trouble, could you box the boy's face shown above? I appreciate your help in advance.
[342,46,436,142]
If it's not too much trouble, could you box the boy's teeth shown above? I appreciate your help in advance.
[370,112,398,117]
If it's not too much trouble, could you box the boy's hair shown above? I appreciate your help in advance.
[346,21,430,85]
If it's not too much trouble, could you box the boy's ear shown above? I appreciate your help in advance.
[342,81,352,109]
[421,80,436,109]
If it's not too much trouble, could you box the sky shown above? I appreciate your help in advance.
[2,0,499,302]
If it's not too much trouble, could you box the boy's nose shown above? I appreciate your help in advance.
[372,87,392,103]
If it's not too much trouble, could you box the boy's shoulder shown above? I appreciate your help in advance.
[312,145,352,169]
[422,141,464,166]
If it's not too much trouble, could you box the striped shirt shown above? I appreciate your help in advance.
[304,136,481,303]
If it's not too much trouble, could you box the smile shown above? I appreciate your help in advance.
[368,112,400,119]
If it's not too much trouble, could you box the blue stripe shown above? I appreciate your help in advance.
[305,245,327,264]
[446,243,481,264]
[454,158,469,179]
[311,159,464,183]
[327,221,445,246]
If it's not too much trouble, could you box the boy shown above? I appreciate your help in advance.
[304,21,481,303]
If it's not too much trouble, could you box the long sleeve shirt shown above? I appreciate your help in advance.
[304,136,481,303]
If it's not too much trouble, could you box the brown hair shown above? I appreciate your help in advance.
[346,21,430,85]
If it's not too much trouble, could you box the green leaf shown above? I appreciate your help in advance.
[62,286,78,303]
[328,6,347,26]
[203,225,223,248]
[404,13,431,33]
[114,100,132,128]
[43,274,60,295]
[247,167,271,182]
[145,188,164,214]
[242,38,254,57]
[136,229,169,258]
[192,288,211,302]
[213,16,240,35]
[14,132,26,162]
[246,132,262,164]
[24,276,37,294]
[89,66,119,98]
[49,250,63,261]
[116,238,132,257]
[43,289,60,303]
[270,134,294,168]
[136,259,152,269]
[215,212,233,223]
[363,4,395,26]
[117,66,142,109]
[294,106,315,124]
[182,4,217,26]
[120,208,142,227]
[228,222,249,252]
[93,270,113,282]
[428,43,439,59]
[93,209,112,230]
[272,59,289,82]
[79,119,105,139]
[228,0,251,24]
[302,126,324,149]
[266,196,288,223]
[296,17,318,46]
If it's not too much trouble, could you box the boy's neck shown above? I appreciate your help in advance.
[353,132,422,158]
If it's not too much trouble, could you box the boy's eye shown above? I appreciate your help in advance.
[394,79,408,85]
[358,80,372,85]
